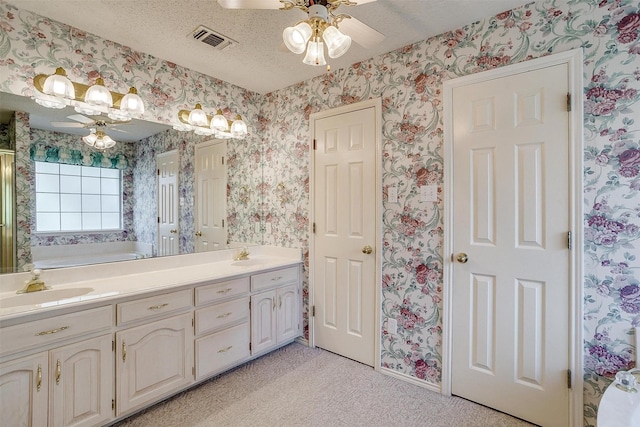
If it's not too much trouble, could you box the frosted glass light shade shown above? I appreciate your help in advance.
[323,25,351,58]
[303,40,326,66]
[42,67,75,99]
[83,130,115,150]
[230,115,248,138]
[211,109,229,131]
[283,22,312,54]
[188,104,209,127]
[84,78,113,107]
[120,87,145,116]
[34,93,67,109]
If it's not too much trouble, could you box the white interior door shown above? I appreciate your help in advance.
[312,103,378,367]
[157,150,179,257]
[450,63,571,426]
[195,140,227,252]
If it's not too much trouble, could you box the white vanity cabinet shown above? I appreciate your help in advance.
[0,306,113,427]
[115,289,194,417]
[250,267,300,356]
[194,277,250,380]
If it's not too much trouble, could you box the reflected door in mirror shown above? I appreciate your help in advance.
[157,150,179,256]
[195,141,227,252]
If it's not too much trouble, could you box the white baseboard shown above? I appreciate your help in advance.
[380,367,441,393]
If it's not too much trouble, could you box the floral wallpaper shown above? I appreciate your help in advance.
[0,123,10,149]
[1,0,640,425]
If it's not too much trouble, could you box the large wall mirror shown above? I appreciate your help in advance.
[0,92,264,275]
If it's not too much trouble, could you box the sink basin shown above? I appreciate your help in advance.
[0,287,95,308]
[231,259,266,267]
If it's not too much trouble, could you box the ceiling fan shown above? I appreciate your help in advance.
[218,0,385,63]
[51,114,131,136]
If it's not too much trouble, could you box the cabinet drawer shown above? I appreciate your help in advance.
[195,277,249,306]
[195,322,249,380]
[195,297,249,336]
[0,305,113,357]
[116,289,192,326]
[251,267,299,292]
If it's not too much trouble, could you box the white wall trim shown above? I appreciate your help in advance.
[441,49,584,427]
[308,97,383,371]
[380,367,442,393]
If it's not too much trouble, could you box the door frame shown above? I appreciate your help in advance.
[442,49,584,426]
[308,97,382,370]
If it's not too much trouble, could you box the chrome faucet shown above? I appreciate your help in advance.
[17,269,50,294]
[234,247,250,261]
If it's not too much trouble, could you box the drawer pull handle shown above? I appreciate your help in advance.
[35,326,69,336]
[148,303,169,310]
[271,276,283,281]
[216,288,233,294]
[55,360,61,385]
[218,346,233,353]
[122,341,127,362]
[36,364,42,392]
[217,312,233,319]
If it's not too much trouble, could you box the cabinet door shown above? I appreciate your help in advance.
[0,352,48,427]
[116,313,193,416]
[49,334,113,427]
[250,290,277,355]
[277,284,299,343]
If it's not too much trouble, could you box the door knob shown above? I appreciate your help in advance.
[456,253,468,263]
[362,245,373,254]
[170,229,177,234]
[195,231,202,237]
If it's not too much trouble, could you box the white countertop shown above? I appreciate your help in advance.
[0,246,302,322]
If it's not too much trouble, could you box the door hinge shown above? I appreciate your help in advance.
[222,156,225,165]
[312,223,316,234]
[157,216,160,224]
[567,231,572,250]
[567,369,572,389]
[112,340,115,352]
[566,93,571,112]
[311,305,315,317]
[157,169,160,176]
[313,139,317,150]
[112,399,115,410]
[249,342,252,351]
[222,219,225,228]
[192,366,195,376]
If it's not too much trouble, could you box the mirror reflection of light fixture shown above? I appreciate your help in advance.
[175,105,248,140]
[82,129,116,150]
[282,4,351,66]
[33,68,145,121]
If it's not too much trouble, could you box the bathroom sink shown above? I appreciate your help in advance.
[0,287,95,308]
[231,259,267,267]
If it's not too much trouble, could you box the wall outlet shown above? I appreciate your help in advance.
[387,318,398,335]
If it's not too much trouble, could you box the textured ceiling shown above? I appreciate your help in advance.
[12,0,532,95]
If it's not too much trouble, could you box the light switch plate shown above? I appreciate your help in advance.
[420,185,438,202]
[387,318,397,335]
[388,186,398,203]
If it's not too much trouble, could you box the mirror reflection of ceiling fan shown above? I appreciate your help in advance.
[218,0,385,57]
[51,114,132,137]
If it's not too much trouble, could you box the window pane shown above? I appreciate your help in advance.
[36,162,59,174]
[36,193,60,212]
[60,194,82,212]
[60,213,82,230]
[60,175,81,193]
[101,178,120,195]
[102,168,120,178]
[82,195,101,212]
[37,213,60,231]
[82,177,101,194]
[102,213,120,229]
[36,174,59,193]
[82,166,100,177]
[82,213,101,230]
[60,164,81,176]
[101,195,120,212]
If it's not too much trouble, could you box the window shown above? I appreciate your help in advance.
[35,162,122,232]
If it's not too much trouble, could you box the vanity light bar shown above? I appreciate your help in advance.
[34,73,128,109]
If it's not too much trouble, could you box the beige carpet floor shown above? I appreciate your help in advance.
[113,342,535,427]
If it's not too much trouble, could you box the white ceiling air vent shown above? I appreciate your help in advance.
[190,25,237,50]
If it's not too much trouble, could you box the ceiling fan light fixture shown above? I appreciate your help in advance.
[211,109,229,132]
[42,67,76,100]
[120,87,145,116]
[84,78,113,108]
[303,40,326,66]
[188,103,209,127]
[283,22,312,54]
[323,25,351,58]
[83,129,116,150]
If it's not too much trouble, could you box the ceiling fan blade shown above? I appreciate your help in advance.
[217,0,282,9]
[50,122,86,128]
[350,0,377,4]
[339,16,384,49]
[66,114,95,124]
